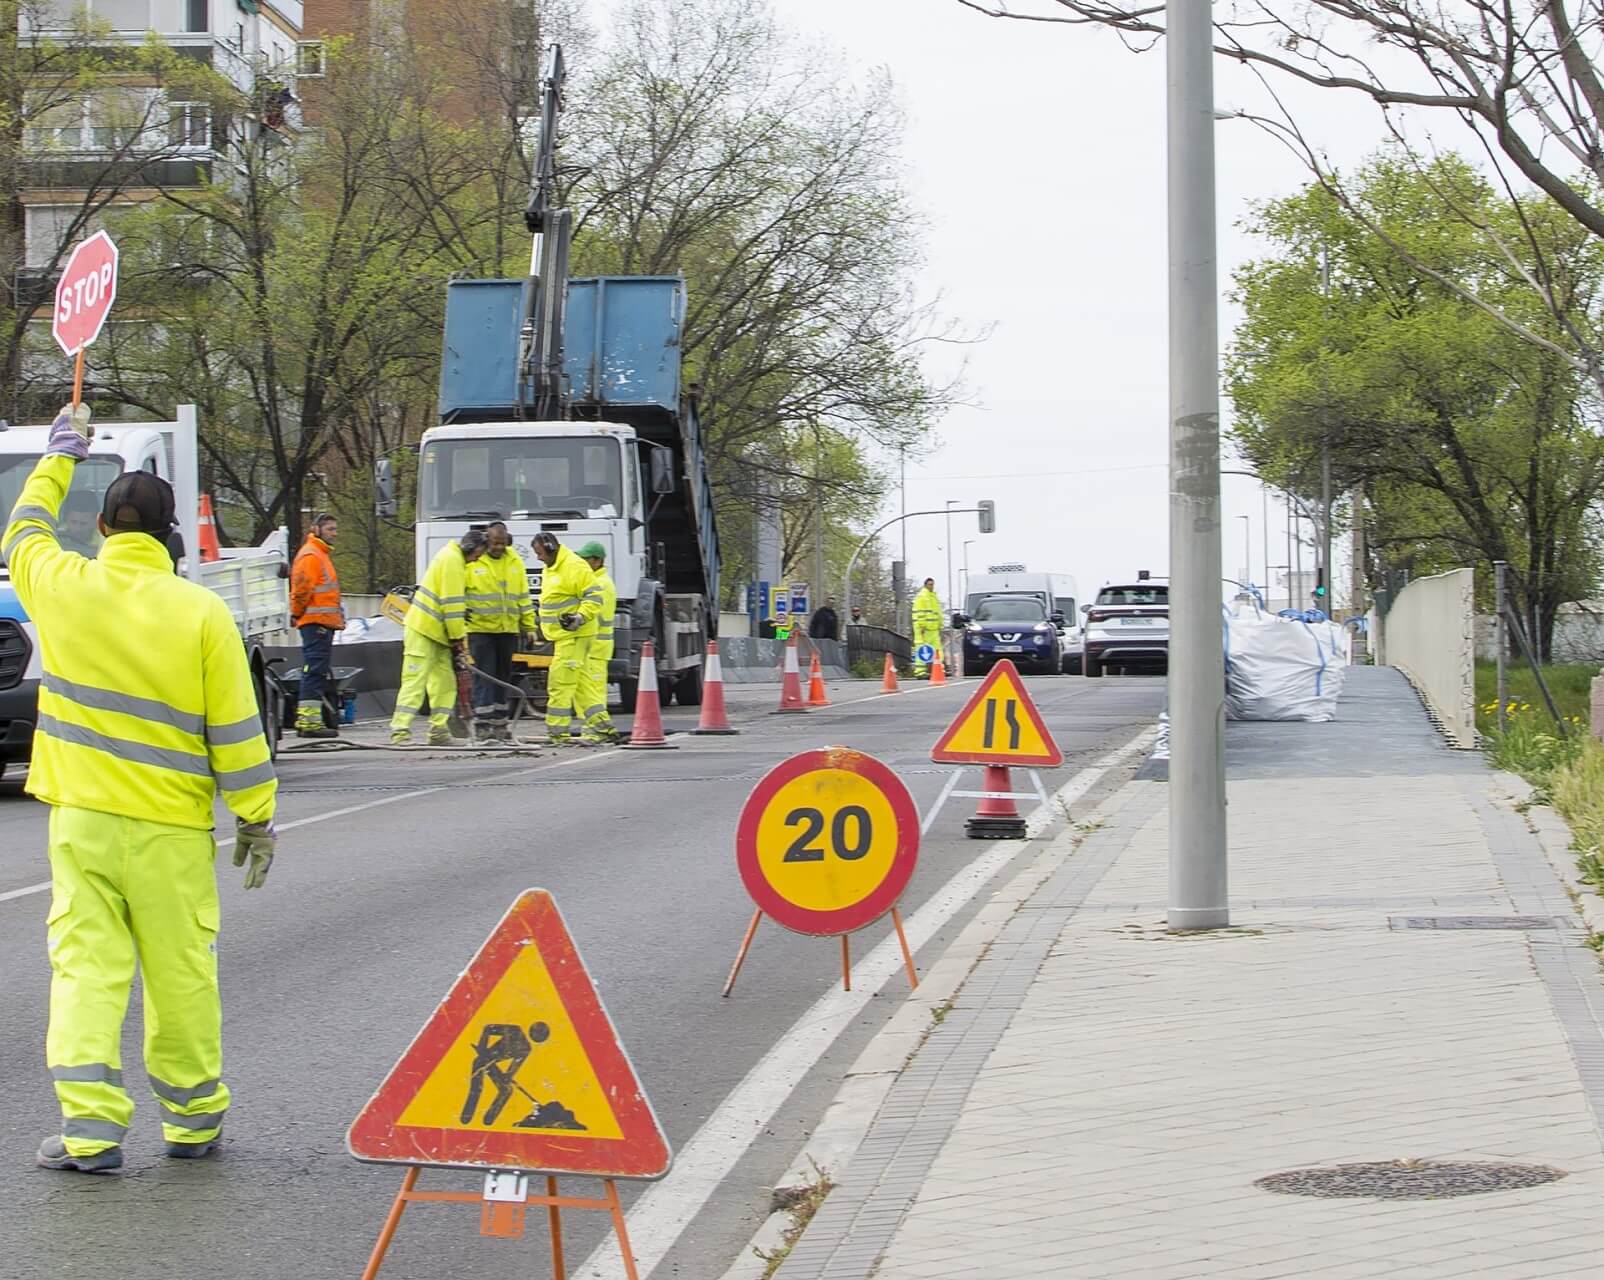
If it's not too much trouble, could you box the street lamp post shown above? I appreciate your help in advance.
[962,539,976,604]
[1236,515,1251,589]
[944,500,959,609]
[1167,0,1228,930]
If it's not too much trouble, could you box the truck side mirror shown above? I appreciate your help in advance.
[375,458,397,518]
[951,611,968,628]
[648,448,675,495]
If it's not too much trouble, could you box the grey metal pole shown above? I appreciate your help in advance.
[1321,444,1333,614]
[1166,0,1227,930]
[1495,560,1508,734]
[945,500,956,609]
[1261,485,1269,600]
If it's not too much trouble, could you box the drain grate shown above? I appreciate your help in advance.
[1390,916,1557,930]
[1256,1160,1566,1200]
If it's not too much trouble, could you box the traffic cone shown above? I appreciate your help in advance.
[692,640,738,735]
[965,765,1027,840]
[930,650,947,686]
[773,634,808,713]
[196,494,221,562]
[623,640,677,749]
[881,652,900,693]
[807,651,830,707]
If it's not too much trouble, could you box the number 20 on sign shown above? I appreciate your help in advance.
[724,747,920,996]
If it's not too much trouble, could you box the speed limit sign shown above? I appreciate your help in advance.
[735,747,919,937]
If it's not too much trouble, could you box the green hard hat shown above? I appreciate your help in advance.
[578,540,607,560]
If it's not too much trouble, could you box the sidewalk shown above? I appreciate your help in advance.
[773,668,1604,1278]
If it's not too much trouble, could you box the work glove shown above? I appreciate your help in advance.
[451,640,470,674]
[45,404,93,460]
[559,612,582,632]
[233,820,276,890]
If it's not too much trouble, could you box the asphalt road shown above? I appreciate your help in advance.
[0,672,1164,1279]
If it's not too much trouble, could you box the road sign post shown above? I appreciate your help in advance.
[724,747,921,995]
[928,659,1063,839]
[348,889,669,1277]
[51,230,120,409]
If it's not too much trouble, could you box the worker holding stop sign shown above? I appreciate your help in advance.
[52,230,120,405]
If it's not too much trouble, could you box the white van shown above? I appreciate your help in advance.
[963,566,1083,673]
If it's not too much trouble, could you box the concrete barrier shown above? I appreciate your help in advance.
[1381,567,1477,746]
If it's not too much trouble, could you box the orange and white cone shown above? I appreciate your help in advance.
[930,650,948,686]
[965,765,1026,840]
[807,651,830,707]
[197,494,222,562]
[774,634,808,713]
[692,640,738,735]
[881,651,900,693]
[623,640,677,748]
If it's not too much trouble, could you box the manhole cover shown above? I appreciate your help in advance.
[1390,916,1557,930]
[1256,1160,1566,1199]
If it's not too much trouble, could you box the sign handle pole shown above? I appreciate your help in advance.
[605,1179,642,1280]
[548,1175,566,1280]
[70,348,85,411]
[360,1165,419,1280]
[891,907,918,990]
[840,934,851,992]
[722,908,763,997]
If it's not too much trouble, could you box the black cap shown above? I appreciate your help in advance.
[101,471,177,536]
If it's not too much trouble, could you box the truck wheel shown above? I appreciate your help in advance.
[1063,653,1083,675]
[256,668,281,760]
[1084,657,1102,679]
[616,679,638,711]
[677,665,703,706]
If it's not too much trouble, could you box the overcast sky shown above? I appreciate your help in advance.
[765,0,1386,612]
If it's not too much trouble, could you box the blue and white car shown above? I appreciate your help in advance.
[958,594,1063,676]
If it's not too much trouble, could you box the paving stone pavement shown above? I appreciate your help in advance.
[775,668,1604,1279]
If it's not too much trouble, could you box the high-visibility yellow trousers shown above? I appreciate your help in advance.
[913,624,942,676]
[584,638,615,731]
[46,805,231,1157]
[547,635,601,736]
[391,630,455,731]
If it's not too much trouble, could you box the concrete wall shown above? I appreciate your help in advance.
[1474,602,1604,664]
[1381,567,1477,746]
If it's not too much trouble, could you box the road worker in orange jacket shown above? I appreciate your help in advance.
[290,514,344,739]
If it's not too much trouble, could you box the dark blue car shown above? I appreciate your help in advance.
[958,594,1063,676]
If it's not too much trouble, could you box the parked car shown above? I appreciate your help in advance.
[956,594,1063,676]
[965,567,1082,673]
[1083,575,1169,677]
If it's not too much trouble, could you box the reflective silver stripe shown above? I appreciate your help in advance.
[63,1117,127,1143]
[161,1108,226,1131]
[149,1075,221,1106]
[3,524,55,559]
[43,673,205,737]
[214,759,276,791]
[580,704,604,719]
[416,587,464,606]
[10,503,58,527]
[38,714,209,777]
[409,597,444,622]
[53,1064,125,1087]
[299,607,343,622]
[394,703,422,716]
[206,715,263,747]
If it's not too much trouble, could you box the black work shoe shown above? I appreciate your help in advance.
[164,1137,220,1160]
[37,1136,122,1174]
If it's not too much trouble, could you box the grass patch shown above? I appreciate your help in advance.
[1474,661,1594,735]
[755,1163,835,1278]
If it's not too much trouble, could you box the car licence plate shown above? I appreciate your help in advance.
[1121,617,1155,626]
[993,644,1022,652]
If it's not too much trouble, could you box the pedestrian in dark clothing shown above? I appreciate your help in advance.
[809,598,840,640]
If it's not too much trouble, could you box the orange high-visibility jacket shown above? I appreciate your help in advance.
[290,534,345,630]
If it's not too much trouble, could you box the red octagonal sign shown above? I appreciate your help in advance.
[53,230,119,357]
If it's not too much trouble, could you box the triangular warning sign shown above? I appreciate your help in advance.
[347,890,672,1179]
[930,659,1063,767]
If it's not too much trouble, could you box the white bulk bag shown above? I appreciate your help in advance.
[1224,604,1344,721]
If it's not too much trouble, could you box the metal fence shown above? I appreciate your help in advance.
[845,624,912,673]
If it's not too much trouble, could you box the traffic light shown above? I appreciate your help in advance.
[1312,568,1327,600]
[977,499,996,534]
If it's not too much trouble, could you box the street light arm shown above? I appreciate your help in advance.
[842,507,985,627]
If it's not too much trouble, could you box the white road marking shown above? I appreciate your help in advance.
[572,726,1157,1280]
[0,879,50,904]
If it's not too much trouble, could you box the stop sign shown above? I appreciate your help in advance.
[52,230,120,357]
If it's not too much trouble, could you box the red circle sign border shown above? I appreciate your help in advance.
[735,747,920,937]
[52,230,120,357]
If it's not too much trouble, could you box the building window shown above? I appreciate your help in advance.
[297,40,325,77]
[186,0,208,33]
[91,0,151,30]
[169,102,212,149]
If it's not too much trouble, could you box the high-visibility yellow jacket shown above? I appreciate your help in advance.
[912,587,944,633]
[591,568,618,651]
[538,545,602,641]
[466,549,536,634]
[406,543,469,645]
[3,456,277,830]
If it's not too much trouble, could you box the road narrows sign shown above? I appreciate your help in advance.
[736,747,919,937]
[52,231,120,357]
[347,889,671,1178]
[930,658,1063,767]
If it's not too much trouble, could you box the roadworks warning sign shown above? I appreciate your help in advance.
[929,659,1063,767]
